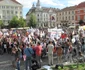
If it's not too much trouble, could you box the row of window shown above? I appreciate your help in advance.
[57,16,74,21]
[37,14,56,18]
[0,15,22,19]
[77,16,85,20]
[77,9,85,13]
[37,17,56,22]
[57,11,74,16]
[2,10,22,14]
[0,6,22,9]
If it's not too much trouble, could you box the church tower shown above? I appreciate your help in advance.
[32,3,35,8]
[36,0,41,8]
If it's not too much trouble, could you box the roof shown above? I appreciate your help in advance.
[61,6,76,11]
[12,0,22,5]
[0,0,22,5]
[42,7,59,12]
[76,2,85,8]
[26,7,59,16]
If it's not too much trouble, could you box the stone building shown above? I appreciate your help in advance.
[0,0,23,25]
[26,0,59,28]
[56,6,76,27]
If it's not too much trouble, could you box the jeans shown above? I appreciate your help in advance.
[17,60,20,70]
[36,55,41,68]
[25,57,32,70]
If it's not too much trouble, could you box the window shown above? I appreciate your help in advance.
[66,16,67,20]
[38,19,39,22]
[3,6,5,9]
[37,14,39,17]
[77,16,80,20]
[3,16,5,19]
[72,11,74,14]
[7,10,10,14]
[72,16,74,20]
[65,12,67,15]
[11,11,13,14]
[77,10,80,13]
[69,11,70,14]
[15,11,18,14]
[84,16,85,19]
[69,16,70,20]
[15,7,18,9]
[2,6,4,9]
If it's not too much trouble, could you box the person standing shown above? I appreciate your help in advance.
[35,41,42,68]
[24,44,34,70]
[56,46,63,64]
[47,40,54,65]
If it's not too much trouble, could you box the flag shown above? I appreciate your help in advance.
[50,15,55,20]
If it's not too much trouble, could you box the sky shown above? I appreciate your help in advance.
[16,0,85,19]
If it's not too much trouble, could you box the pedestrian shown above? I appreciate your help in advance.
[12,45,21,70]
[47,40,54,65]
[24,43,34,70]
[56,46,63,64]
[35,41,42,68]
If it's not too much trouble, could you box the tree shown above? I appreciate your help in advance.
[0,20,3,29]
[9,16,19,28]
[28,13,37,28]
[18,17,26,27]
[79,20,84,26]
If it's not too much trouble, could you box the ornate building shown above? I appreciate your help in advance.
[0,0,23,25]
[26,0,59,28]
[26,0,85,28]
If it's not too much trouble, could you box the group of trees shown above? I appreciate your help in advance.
[0,13,37,29]
[9,13,37,28]
[9,16,26,28]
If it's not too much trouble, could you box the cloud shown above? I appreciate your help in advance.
[68,0,85,6]
[16,0,37,8]
[16,0,64,9]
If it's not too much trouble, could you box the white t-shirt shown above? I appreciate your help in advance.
[47,44,54,54]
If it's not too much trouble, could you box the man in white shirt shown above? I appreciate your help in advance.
[47,40,54,65]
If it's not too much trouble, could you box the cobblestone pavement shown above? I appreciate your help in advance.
[0,54,57,70]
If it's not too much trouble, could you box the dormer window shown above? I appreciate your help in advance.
[77,10,80,13]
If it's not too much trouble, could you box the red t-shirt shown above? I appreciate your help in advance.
[35,45,42,56]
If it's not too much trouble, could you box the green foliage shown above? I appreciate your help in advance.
[28,13,37,28]
[18,17,26,27]
[0,20,3,28]
[9,16,26,28]
[50,63,85,70]
[9,16,19,28]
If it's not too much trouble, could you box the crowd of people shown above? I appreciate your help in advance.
[0,27,85,70]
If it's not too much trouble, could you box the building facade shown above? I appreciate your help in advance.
[56,6,76,27]
[0,0,23,25]
[75,2,85,23]
[26,0,85,28]
[26,0,59,28]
